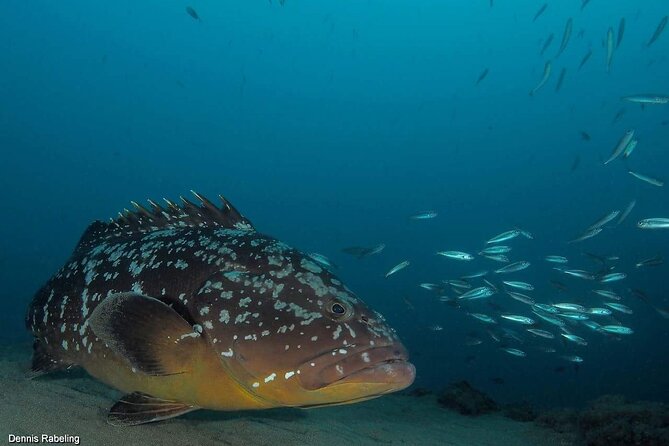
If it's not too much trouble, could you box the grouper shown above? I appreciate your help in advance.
[26,192,415,425]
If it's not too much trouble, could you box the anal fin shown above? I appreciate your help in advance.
[108,392,197,426]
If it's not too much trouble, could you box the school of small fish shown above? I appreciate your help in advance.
[336,2,668,366]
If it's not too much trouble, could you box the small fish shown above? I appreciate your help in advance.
[606,27,614,72]
[587,308,613,316]
[465,337,483,347]
[309,253,337,269]
[503,281,534,291]
[559,312,590,321]
[469,313,497,324]
[517,228,533,239]
[549,280,568,291]
[540,34,555,56]
[588,210,621,230]
[385,261,410,278]
[419,283,442,291]
[458,286,495,301]
[553,303,586,312]
[410,210,438,220]
[561,333,588,346]
[604,130,635,165]
[604,302,633,314]
[501,348,527,357]
[568,227,602,243]
[580,130,591,141]
[562,355,584,363]
[612,108,626,124]
[621,94,669,105]
[582,320,603,331]
[617,201,636,225]
[638,218,669,229]
[600,272,626,283]
[556,18,573,58]
[617,18,625,48]
[476,69,489,86]
[580,0,591,11]
[600,325,633,335]
[500,314,535,325]
[486,229,521,244]
[533,4,548,22]
[506,291,535,305]
[341,244,385,259]
[495,261,531,274]
[186,6,201,21]
[555,68,567,92]
[480,246,512,255]
[578,49,593,70]
[622,139,637,159]
[545,255,568,264]
[593,290,621,300]
[445,279,473,289]
[530,61,552,96]
[532,312,565,328]
[483,279,498,293]
[646,16,668,48]
[527,328,554,339]
[628,171,664,187]
[533,303,560,314]
[436,251,475,261]
[482,254,510,263]
[461,270,489,279]
[636,255,664,268]
[561,269,595,280]
[429,325,444,332]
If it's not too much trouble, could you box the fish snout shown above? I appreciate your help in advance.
[298,341,415,392]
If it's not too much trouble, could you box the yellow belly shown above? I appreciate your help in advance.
[81,343,273,411]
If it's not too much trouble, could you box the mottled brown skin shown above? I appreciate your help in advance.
[26,195,414,420]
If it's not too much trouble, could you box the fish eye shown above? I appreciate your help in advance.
[331,303,346,314]
[325,299,353,321]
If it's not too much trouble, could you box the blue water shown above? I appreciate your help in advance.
[1,0,668,410]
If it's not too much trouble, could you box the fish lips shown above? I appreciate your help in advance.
[297,343,415,392]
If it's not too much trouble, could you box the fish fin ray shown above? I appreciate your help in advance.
[73,193,254,251]
[89,292,203,376]
[107,392,197,426]
[27,339,70,379]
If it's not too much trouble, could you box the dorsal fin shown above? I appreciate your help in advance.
[74,192,254,253]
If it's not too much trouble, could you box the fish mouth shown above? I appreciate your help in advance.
[297,343,415,392]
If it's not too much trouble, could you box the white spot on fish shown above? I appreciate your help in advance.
[284,371,295,380]
[62,340,68,350]
[221,348,234,357]
[219,309,230,324]
[264,373,276,383]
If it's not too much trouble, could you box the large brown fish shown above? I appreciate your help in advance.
[26,192,414,425]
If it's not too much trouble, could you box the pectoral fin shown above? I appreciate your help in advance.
[89,292,203,376]
[108,392,197,426]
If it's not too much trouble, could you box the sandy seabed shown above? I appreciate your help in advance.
[0,343,576,446]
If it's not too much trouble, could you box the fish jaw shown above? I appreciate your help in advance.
[293,341,415,404]
[225,340,415,409]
